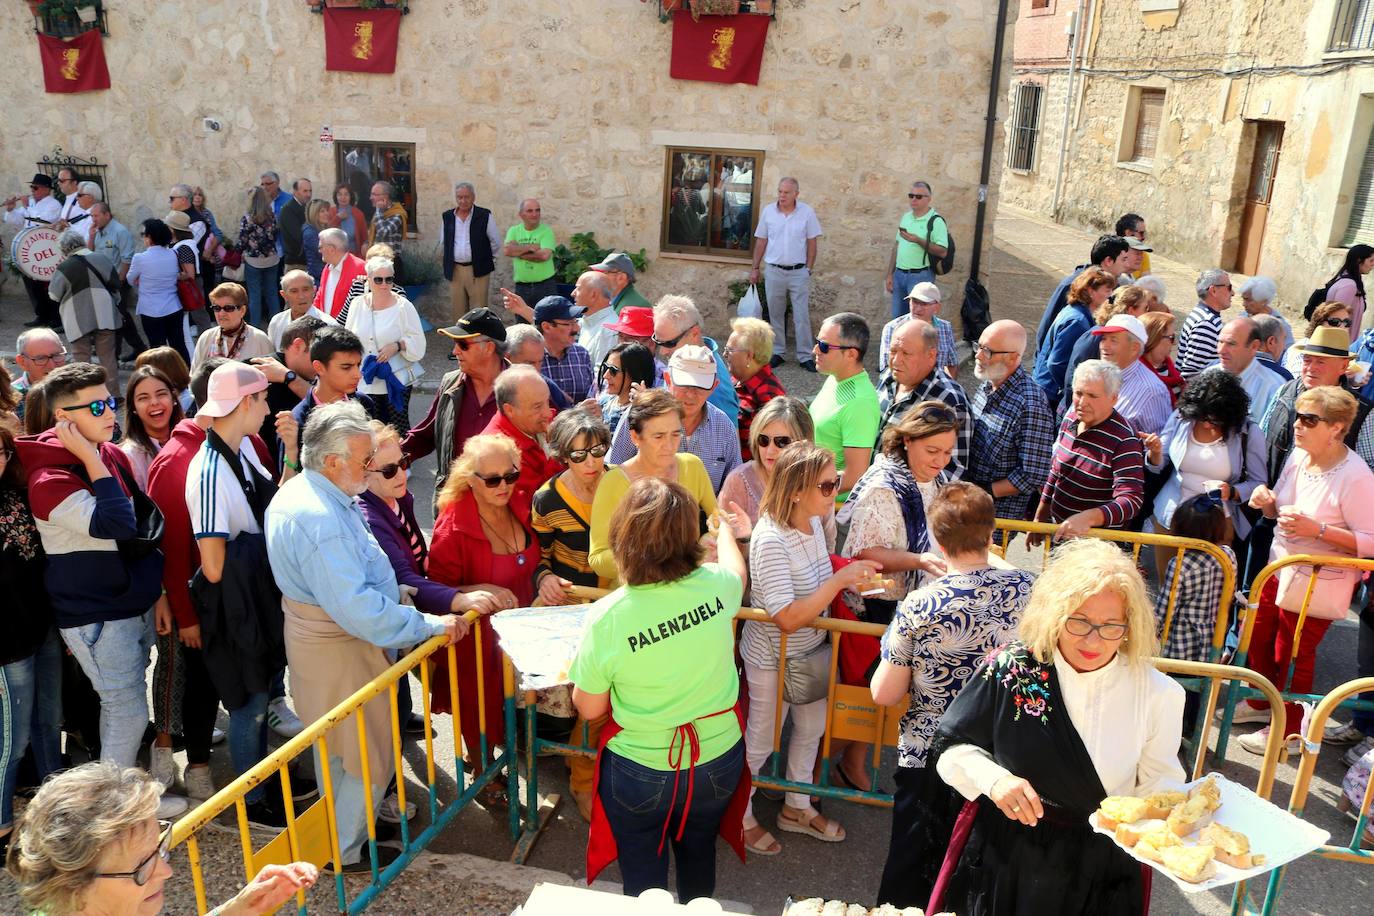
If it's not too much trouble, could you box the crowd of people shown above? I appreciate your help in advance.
[5,171,1374,915]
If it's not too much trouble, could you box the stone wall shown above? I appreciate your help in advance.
[1,0,1010,338]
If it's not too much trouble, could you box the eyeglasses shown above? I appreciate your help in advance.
[651,324,697,349]
[168,195,186,202]
[755,434,793,450]
[567,444,609,464]
[96,821,170,886]
[0,448,13,462]
[474,469,521,488]
[371,276,395,285]
[58,396,118,418]
[1160,334,1177,342]
[975,343,1017,358]
[1323,317,1353,328]
[1211,283,1233,291]
[907,193,929,199]
[24,349,68,366]
[815,340,859,354]
[1063,617,1127,641]
[369,462,404,480]
[208,303,243,314]
[1295,411,1331,428]
[816,476,842,498]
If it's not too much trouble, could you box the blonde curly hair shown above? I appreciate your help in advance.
[1017,538,1159,665]
[436,434,521,511]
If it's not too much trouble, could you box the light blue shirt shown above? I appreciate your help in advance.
[266,469,446,649]
[93,218,136,269]
[607,399,741,493]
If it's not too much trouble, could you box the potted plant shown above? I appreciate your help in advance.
[398,246,444,308]
[75,0,97,23]
[689,0,740,19]
[552,233,649,293]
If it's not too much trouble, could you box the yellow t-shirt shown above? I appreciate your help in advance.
[588,453,718,583]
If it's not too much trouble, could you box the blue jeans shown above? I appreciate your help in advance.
[891,266,934,319]
[1,631,62,829]
[244,264,278,329]
[60,612,155,768]
[599,738,744,902]
[229,692,270,803]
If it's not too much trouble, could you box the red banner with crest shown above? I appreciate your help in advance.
[323,8,401,74]
[37,29,111,93]
[669,11,769,85]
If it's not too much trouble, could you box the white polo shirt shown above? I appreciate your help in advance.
[753,201,823,267]
[186,433,271,541]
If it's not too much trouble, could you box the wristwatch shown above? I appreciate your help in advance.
[284,370,297,385]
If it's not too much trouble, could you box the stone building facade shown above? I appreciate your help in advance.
[2,0,1009,336]
[1002,0,1374,316]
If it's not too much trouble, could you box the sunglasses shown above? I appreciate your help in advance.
[815,340,859,354]
[914,404,957,423]
[1295,411,1331,428]
[1323,317,1353,328]
[455,337,490,351]
[755,434,793,450]
[601,363,623,377]
[369,462,404,480]
[169,195,186,202]
[96,821,170,886]
[1064,617,1127,641]
[371,276,395,285]
[0,448,13,461]
[208,303,243,314]
[474,469,521,488]
[907,193,929,199]
[567,444,609,463]
[817,476,842,498]
[651,325,697,349]
[58,396,118,418]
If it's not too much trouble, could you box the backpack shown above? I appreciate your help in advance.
[1305,278,1337,320]
[960,276,992,343]
[930,213,955,276]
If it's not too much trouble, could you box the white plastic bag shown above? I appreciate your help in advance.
[737,283,762,319]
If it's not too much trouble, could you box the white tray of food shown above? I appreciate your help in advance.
[1087,773,1329,893]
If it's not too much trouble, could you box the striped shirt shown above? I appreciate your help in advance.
[742,514,829,670]
[1115,358,1174,435]
[607,400,742,492]
[969,365,1056,521]
[878,370,971,479]
[1040,410,1145,527]
[185,432,269,541]
[541,344,594,403]
[531,473,602,588]
[1176,302,1224,379]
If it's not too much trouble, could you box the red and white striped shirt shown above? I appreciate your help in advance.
[1040,410,1145,528]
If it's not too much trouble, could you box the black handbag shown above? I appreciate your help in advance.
[74,461,164,562]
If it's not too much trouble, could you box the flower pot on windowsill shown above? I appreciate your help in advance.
[76,4,97,22]
[689,0,740,19]
[751,0,774,13]
[26,1,45,17]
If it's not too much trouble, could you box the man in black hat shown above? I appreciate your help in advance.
[402,307,510,511]
[533,295,592,402]
[5,173,64,328]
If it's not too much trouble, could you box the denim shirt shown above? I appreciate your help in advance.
[265,469,445,649]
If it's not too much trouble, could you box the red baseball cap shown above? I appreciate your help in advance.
[606,306,654,338]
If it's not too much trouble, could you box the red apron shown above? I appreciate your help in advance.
[586,702,751,884]
[828,554,881,686]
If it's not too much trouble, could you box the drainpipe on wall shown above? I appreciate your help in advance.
[967,0,1013,285]
[1050,0,1088,221]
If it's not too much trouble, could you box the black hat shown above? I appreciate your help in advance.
[439,307,507,342]
[30,173,53,189]
[532,295,585,326]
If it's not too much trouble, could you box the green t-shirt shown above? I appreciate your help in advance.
[504,223,557,283]
[568,563,743,769]
[810,370,881,499]
[895,209,949,271]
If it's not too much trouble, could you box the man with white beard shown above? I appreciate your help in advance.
[967,319,1056,521]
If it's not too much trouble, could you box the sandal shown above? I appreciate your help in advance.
[830,760,871,793]
[743,822,782,856]
[777,805,845,842]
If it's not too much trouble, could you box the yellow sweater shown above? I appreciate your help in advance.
[588,453,718,582]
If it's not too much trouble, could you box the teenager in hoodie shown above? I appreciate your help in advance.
[15,362,187,819]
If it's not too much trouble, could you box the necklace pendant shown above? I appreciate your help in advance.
[516,553,526,566]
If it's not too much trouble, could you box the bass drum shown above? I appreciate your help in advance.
[11,225,64,281]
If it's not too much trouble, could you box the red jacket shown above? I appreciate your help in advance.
[480,410,564,520]
[314,252,367,320]
[146,419,273,629]
[327,205,367,256]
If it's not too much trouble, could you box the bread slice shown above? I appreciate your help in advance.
[1200,822,1266,869]
[1189,776,1222,811]
[1166,794,1215,836]
[1141,790,1188,819]
[1160,844,1217,884]
[1096,795,1153,830]
[1134,828,1182,864]
[1114,818,1169,847]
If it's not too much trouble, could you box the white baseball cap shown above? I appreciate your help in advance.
[1089,314,1148,347]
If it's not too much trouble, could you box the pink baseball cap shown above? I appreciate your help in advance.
[198,362,269,418]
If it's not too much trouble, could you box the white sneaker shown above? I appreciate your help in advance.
[378,793,417,824]
[150,746,176,789]
[267,698,304,739]
[211,726,226,745]
[157,795,190,819]
[1237,726,1271,756]
[1344,736,1374,767]
[184,765,215,801]
[1227,704,1272,726]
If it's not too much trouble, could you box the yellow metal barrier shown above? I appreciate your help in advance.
[168,609,520,915]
